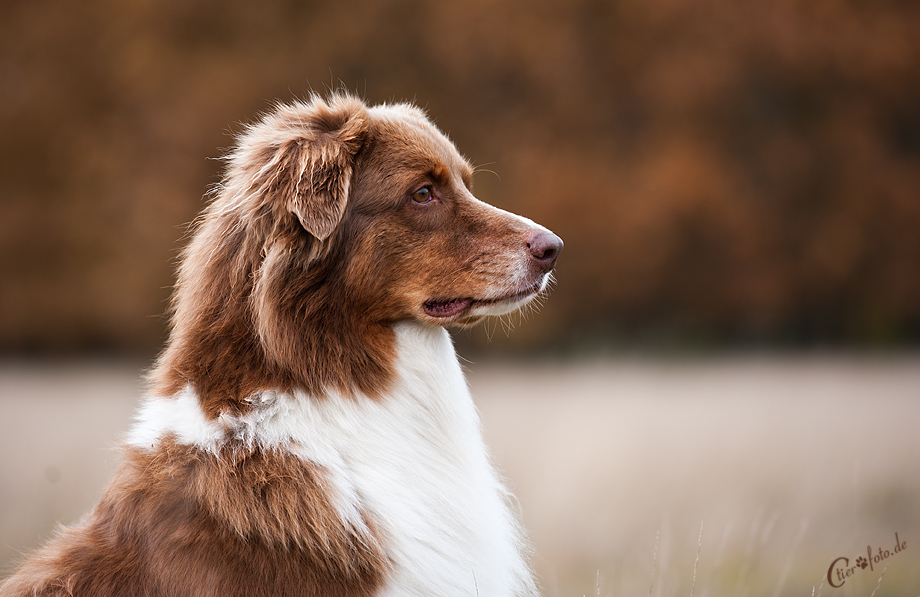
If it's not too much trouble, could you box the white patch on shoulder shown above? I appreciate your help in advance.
[127,321,537,597]
[128,385,222,450]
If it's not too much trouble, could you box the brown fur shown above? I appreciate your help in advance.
[150,94,542,418]
[1,440,385,597]
[1,93,559,596]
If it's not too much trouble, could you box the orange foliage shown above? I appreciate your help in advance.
[1,0,918,352]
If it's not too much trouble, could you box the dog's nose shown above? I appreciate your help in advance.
[527,230,563,272]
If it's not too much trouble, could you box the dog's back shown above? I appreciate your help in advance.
[1,94,561,597]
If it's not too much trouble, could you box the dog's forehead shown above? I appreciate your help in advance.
[367,104,472,179]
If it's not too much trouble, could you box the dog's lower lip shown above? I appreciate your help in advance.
[484,280,544,305]
[424,298,474,318]
[425,281,544,319]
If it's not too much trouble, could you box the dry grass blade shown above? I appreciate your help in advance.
[690,521,703,597]
[868,563,888,597]
[772,518,808,597]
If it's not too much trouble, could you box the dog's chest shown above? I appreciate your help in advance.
[129,322,535,596]
[285,322,534,596]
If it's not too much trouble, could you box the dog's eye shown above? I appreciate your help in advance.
[411,186,432,204]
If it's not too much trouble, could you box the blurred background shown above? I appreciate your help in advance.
[1,0,919,594]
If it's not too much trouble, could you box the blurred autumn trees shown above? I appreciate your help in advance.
[1,0,919,354]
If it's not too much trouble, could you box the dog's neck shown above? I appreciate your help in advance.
[139,322,464,453]
[135,322,461,454]
[148,214,401,418]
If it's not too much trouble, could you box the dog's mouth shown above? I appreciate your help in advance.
[422,298,474,318]
[423,280,544,320]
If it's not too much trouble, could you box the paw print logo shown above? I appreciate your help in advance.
[855,556,868,569]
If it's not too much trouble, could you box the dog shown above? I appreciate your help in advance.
[1,93,562,597]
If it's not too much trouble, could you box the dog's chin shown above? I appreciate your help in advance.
[421,277,547,328]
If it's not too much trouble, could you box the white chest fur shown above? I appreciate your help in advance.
[128,321,537,597]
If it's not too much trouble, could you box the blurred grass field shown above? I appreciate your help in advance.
[1,354,919,596]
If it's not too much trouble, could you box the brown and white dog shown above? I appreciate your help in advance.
[1,93,562,597]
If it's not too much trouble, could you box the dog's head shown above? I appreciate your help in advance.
[160,93,561,408]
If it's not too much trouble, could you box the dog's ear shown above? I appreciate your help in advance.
[275,97,368,241]
[248,96,369,372]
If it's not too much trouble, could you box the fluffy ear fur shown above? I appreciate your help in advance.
[276,97,368,240]
[144,95,376,408]
[243,95,370,379]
